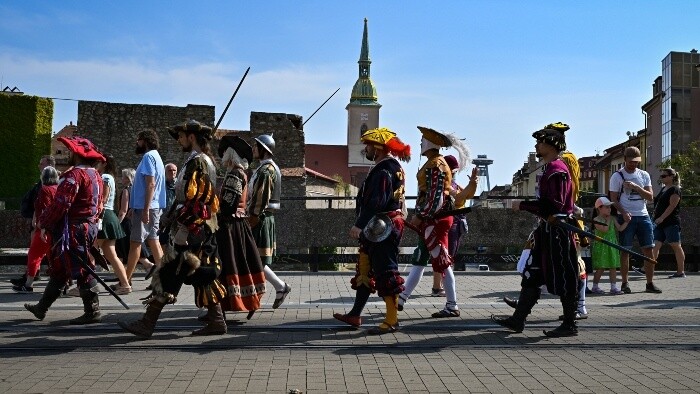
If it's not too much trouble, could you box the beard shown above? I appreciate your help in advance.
[135,144,147,154]
[181,144,192,153]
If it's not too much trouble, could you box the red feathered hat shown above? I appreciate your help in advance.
[57,136,105,162]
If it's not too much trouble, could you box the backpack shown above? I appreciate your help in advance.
[19,182,40,219]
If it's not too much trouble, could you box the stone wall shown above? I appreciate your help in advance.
[3,207,700,267]
[248,112,304,169]
[76,101,215,171]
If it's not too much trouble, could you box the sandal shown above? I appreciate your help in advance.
[272,284,291,309]
[431,308,460,318]
[367,322,399,335]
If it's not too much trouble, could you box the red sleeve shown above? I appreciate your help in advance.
[39,175,78,231]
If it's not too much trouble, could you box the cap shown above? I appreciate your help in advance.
[595,196,613,208]
[444,155,459,171]
[624,146,641,162]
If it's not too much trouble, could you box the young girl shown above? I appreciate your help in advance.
[591,196,628,295]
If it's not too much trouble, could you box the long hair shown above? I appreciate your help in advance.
[103,154,117,176]
[662,167,681,187]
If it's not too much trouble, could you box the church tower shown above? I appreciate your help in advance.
[346,18,381,185]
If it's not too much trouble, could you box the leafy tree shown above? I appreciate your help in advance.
[659,140,700,205]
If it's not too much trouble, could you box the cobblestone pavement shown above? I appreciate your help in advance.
[1,269,699,393]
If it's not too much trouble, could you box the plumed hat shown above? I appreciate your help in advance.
[168,119,214,141]
[417,126,471,172]
[218,135,253,162]
[532,121,568,152]
[360,127,411,162]
[57,136,105,162]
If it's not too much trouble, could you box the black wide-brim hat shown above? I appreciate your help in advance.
[167,119,214,141]
[218,135,253,162]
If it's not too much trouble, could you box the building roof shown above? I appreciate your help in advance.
[305,144,351,184]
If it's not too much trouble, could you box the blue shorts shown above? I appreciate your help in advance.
[654,224,681,244]
[619,215,654,249]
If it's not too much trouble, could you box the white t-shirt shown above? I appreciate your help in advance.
[609,168,651,216]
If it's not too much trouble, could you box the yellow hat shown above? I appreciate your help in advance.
[361,127,411,162]
[360,127,396,146]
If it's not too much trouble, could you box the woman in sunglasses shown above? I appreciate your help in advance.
[652,168,685,278]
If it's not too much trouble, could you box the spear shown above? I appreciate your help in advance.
[214,67,251,132]
[302,88,340,126]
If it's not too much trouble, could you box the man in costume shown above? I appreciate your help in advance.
[503,122,590,320]
[247,134,290,308]
[398,126,470,318]
[333,127,410,334]
[492,123,581,337]
[119,120,227,338]
[215,135,266,318]
[25,137,105,324]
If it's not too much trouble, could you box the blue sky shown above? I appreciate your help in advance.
[1,1,698,196]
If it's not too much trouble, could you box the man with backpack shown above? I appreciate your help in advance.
[609,146,660,294]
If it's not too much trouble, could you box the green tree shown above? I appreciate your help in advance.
[659,140,700,204]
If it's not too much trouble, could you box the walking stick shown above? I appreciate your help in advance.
[214,67,251,132]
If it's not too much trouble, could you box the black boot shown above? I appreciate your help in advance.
[492,287,541,333]
[118,299,165,338]
[502,296,518,309]
[70,287,102,325]
[544,297,578,337]
[24,277,64,320]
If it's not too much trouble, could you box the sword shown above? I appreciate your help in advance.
[404,207,474,234]
[78,259,130,309]
[546,215,656,264]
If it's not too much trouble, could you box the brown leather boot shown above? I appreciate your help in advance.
[192,303,227,336]
[118,299,165,338]
[70,287,102,325]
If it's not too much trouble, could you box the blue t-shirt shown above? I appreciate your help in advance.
[130,150,166,209]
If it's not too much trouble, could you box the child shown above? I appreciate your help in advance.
[591,197,628,295]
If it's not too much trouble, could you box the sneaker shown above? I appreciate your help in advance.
[12,284,33,293]
[584,287,593,295]
[10,275,27,286]
[609,288,624,295]
[631,266,645,275]
[66,286,80,297]
[621,282,631,294]
[591,287,605,295]
[668,272,686,279]
[111,284,132,295]
[645,283,662,294]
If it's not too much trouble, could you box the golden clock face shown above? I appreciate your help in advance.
[360,113,368,121]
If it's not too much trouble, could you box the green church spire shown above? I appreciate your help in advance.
[350,18,379,105]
